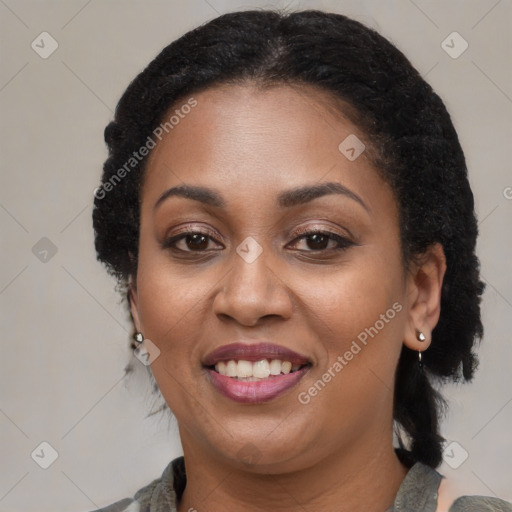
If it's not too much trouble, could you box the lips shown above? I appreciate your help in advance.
[206,366,310,403]
[202,342,311,366]
[202,342,312,404]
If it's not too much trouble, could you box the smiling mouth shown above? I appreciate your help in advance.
[206,359,311,381]
[205,360,312,404]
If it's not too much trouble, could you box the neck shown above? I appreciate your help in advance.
[177,434,409,512]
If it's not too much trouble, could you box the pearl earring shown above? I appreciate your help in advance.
[417,331,426,342]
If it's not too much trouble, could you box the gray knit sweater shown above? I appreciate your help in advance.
[91,456,512,512]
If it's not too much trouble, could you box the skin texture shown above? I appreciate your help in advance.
[129,83,446,512]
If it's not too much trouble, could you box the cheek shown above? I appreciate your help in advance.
[134,260,212,415]
[136,267,211,348]
[135,218,208,329]
[133,239,210,371]
[292,250,406,417]
[296,250,405,350]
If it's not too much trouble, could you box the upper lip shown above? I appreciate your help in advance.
[202,342,311,367]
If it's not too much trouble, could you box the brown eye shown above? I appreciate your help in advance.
[303,233,330,251]
[183,233,209,251]
[163,231,222,253]
[288,230,355,252]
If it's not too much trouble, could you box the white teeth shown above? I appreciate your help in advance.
[253,359,270,378]
[269,359,282,375]
[217,361,226,375]
[226,360,237,377]
[213,359,304,379]
[237,360,253,377]
[281,361,292,374]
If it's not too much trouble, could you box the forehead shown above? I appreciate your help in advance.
[141,83,387,213]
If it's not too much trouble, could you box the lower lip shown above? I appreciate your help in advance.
[206,366,310,404]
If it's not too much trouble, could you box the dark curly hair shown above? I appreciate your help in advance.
[92,9,485,469]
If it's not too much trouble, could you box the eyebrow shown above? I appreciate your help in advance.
[154,181,369,212]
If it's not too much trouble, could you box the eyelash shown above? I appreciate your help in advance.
[162,227,355,255]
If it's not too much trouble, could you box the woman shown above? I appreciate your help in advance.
[91,9,511,512]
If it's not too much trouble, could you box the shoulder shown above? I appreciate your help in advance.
[437,473,512,512]
[86,457,183,512]
[392,461,511,512]
[448,495,512,511]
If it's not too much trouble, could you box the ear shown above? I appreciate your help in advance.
[403,242,447,352]
[128,276,142,333]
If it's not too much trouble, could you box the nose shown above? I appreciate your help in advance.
[212,243,293,327]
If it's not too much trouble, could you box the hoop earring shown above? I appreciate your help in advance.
[134,332,144,344]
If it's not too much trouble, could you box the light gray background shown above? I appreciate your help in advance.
[1,0,511,510]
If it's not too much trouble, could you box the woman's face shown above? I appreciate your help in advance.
[130,83,426,473]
